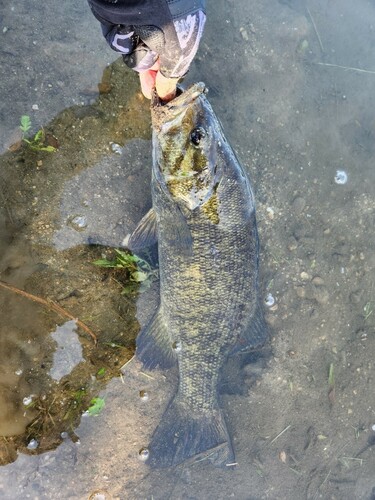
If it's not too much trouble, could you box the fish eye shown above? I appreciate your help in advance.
[190,127,206,146]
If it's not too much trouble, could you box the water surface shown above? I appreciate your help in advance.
[1,0,375,498]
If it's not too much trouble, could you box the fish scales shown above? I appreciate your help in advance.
[127,82,267,468]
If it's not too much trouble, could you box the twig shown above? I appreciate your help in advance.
[139,370,155,380]
[269,424,291,445]
[121,356,134,372]
[306,7,324,54]
[313,469,331,500]
[315,62,375,75]
[0,279,97,344]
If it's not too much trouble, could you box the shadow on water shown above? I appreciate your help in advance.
[0,60,156,465]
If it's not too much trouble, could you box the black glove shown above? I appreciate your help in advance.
[88,0,206,78]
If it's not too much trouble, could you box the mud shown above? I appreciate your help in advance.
[1,0,375,499]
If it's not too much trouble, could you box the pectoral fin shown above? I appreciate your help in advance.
[122,208,158,250]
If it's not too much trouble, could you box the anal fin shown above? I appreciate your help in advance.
[136,308,177,370]
[232,300,269,354]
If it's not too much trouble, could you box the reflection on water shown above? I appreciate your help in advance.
[49,320,83,382]
[53,139,152,251]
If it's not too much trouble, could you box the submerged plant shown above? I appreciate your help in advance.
[93,249,158,294]
[87,397,105,416]
[20,115,57,152]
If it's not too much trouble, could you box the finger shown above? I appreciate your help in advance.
[139,69,158,99]
[155,72,179,102]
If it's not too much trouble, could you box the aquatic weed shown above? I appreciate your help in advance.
[20,115,57,153]
[87,397,105,417]
[93,249,158,294]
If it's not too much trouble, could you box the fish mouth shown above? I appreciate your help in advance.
[151,82,207,130]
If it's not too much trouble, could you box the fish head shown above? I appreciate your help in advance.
[151,83,221,211]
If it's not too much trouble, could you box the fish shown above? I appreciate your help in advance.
[126,82,268,468]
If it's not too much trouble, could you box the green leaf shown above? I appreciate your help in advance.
[87,397,105,416]
[93,259,116,268]
[96,367,106,377]
[132,271,148,282]
[40,145,57,152]
[121,283,139,295]
[33,129,44,143]
[20,115,32,133]
[30,145,57,153]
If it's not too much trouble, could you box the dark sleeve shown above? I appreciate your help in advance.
[87,0,206,78]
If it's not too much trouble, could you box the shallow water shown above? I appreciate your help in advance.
[1,0,375,498]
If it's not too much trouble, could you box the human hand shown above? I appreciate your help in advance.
[139,60,179,102]
[88,0,206,102]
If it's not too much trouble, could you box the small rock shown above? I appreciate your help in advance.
[239,27,249,41]
[292,196,306,214]
[312,276,324,286]
[296,286,305,298]
[313,286,329,305]
[287,236,298,251]
[266,207,275,220]
[300,271,310,281]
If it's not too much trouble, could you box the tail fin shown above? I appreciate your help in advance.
[146,399,234,468]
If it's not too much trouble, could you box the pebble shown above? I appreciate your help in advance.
[138,448,149,461]
[23,395,33,406]
[287,236,298,251]
[313,286,329,305]
[265,293,275,307]
[111,142,122,155]
[68,215,87,231]
[292,196,306,214]
[300,272,310,281]
[27,439,39,450]
[32,104,39,111]
[266,207,275,220]
[139,390,149,401]
[240,27,249,41]
[312,276,324,286]
[296,286,305,298]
